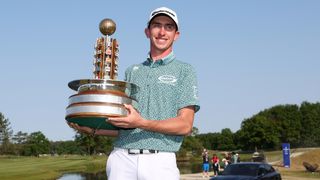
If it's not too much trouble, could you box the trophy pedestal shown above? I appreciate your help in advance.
[65,79,138,130]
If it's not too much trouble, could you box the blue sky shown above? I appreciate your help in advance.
[1,1,319,141]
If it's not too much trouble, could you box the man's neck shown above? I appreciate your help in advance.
[150,48,172,61]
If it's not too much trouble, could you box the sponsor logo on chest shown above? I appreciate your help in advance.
[157,75,177,86]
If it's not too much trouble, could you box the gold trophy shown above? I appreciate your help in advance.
[65,19,139,130]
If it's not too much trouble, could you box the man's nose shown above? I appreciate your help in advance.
[159,26,166,35]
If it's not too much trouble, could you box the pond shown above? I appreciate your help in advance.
[58,161,202,180]
[58,172,106,180]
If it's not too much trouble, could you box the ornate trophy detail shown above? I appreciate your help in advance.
[65,18,139,130]
[94,19,118,80]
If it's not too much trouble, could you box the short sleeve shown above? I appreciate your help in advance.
[176,65,200,112]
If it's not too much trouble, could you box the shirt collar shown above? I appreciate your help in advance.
[144,51,176,67]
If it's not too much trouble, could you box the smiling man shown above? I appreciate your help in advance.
[69,7,200,180]
[106,7,200,180]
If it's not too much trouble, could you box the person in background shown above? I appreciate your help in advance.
[236,153,241,163]
[212,154,220,177]
[202,149,210,178]
[221,153,229,169]
[226,152,232,165]
[231,152,238,164]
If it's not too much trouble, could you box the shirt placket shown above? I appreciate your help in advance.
[141,64,155,118]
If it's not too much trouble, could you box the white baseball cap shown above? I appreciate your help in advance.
[148,7,179,30]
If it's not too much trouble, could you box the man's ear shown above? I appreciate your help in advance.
[145,28,150,38]
[174,31,180,41]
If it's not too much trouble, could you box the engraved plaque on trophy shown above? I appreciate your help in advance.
[65,19,139,130]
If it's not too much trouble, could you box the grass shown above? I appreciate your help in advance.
[0,155,106,180]
[277,148,320,179]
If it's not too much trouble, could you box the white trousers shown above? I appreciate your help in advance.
[106,148,180,180]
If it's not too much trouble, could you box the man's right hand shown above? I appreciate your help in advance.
[67,122,94,135]
[67,122,119,137]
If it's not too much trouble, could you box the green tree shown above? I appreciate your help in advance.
[197,132,221,150]
[217,128,236,150]
[0,113,13,154]
[181,136,202,152]
[238,115,280,150]
[23,131,50,156]
[300,102,320,147]
[95,136,115,154]
[11,131,28,155]
[51,140,82,155]
[12,131,28,144]
[191,127,199,136]
[262,105,302,147]
[74,133,96,155]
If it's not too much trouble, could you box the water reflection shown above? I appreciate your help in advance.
[58,162,202,180]
[58,171,107,180]
[58,173,85,180]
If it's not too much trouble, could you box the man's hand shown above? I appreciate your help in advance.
[67,122,119,137]
[108,104,144,129]
[68,122,94,135]
[109,104,195,136]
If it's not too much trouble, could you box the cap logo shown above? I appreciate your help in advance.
[152,10,175,17]
[149,7,179,30]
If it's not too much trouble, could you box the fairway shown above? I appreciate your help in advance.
[0,155,106,180]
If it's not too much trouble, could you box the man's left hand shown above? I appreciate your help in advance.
[107,104,143,129]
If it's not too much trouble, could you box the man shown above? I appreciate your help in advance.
[231,152,238,164]
[212,154,220,177]
[202,149,210,178]
[69,7,200,180]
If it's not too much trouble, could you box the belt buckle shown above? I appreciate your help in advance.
[148,150,157,153]
[128,149,158,154]
[128,149,140,154]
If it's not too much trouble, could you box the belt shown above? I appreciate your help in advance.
[128,149,159,154]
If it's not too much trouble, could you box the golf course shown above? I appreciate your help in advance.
[1,148,319,180]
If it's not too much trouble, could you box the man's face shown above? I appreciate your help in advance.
[145,15,180,52]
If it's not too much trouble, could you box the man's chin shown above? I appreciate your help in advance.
[155,45,169,51]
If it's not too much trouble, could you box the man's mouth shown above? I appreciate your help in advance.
[156,38,167,43]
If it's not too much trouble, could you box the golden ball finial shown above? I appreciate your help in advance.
[99,18,116,36]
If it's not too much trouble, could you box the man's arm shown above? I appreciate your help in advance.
[108,104,195,135]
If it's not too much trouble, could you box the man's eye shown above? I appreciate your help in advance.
[152,23,162,28]
[165,25,174,31]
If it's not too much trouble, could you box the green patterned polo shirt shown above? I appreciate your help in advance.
[114,52,200,152]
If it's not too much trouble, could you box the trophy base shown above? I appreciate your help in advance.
[66,116,119,130]
[66,116,118,130]
[66,79,139,130]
